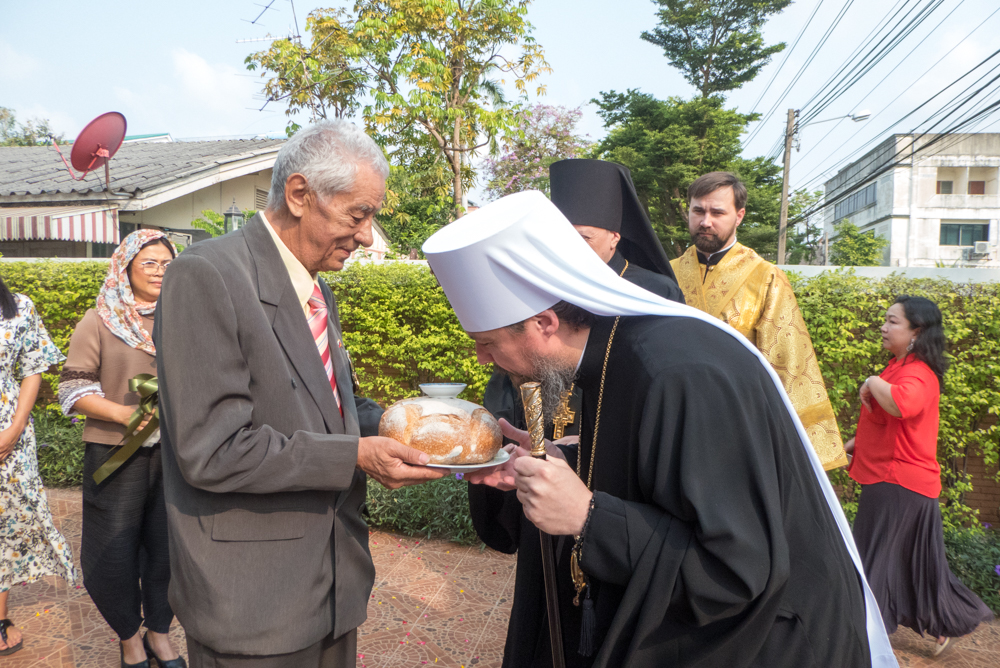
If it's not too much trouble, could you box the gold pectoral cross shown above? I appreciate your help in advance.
[551,385,576,440]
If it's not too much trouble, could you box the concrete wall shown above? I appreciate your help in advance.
[780,265,1000,282]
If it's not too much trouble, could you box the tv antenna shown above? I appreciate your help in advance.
[51,111,127,192]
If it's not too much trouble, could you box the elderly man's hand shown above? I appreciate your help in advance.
[357,436,446,489]
[514,455,592,536]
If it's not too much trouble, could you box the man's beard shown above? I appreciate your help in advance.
[691,230,726,254]
[524,354,577,420]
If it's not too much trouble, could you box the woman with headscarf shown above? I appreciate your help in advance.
[0,273,77,657]
[846,295,992,656]
[59,230,186,668]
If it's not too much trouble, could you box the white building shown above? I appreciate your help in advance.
[823,133,1000,267]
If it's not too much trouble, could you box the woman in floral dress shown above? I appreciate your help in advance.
[0,273,77,656]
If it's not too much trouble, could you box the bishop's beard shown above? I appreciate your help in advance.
[524,354,577,421]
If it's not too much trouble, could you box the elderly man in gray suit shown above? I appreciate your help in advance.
[154,120,444,667]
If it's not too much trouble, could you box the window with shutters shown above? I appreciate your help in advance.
[968,181,986,195]
[936,181,953,195]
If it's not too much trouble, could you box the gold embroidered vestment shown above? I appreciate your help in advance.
[670,243,848,470]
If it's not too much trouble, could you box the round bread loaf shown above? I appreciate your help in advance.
[379,397,502,465]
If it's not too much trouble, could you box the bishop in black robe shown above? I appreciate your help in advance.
[470,313,871,667]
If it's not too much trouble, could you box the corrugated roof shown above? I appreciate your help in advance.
[0,138,285,198]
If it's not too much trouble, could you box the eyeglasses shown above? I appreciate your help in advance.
[136,260,172,276]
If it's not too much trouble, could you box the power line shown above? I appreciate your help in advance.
[792,95,1000,226]
[752,0,947,161]
[743,0,860,147]
[748,0,827,115]
[790,0,972,169]
[793,41,1000,194]
[798,0,947,125]
[789,52,1000,222]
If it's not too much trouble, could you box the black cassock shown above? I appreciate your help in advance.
[469,315,871,667]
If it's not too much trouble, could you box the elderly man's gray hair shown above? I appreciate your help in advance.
[267,120,390,211]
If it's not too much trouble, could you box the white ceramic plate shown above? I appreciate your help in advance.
[426,448,510,473]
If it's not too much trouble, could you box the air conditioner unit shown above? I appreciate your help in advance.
[974,241,990,254]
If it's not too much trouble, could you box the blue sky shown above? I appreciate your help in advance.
[2,0,997,199]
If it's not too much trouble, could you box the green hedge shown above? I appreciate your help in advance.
[8,261,1000,606]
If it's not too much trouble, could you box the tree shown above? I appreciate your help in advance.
[0,107,62,146]
[641,0,791,98]
[829,220,889,266]
[247,1,550,218]
[481,104,591,200]
[784,190,825,265]
[589,89,780,257]
[377,136,468,257]
[245,8,367,131]
[190,208,257,238]
[190,210,226,238]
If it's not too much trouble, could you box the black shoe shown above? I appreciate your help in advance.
[143,633,188,668]
[120,641,150,668]
[0,619,23,656]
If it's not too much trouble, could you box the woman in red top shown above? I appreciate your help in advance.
[846,296,991,655]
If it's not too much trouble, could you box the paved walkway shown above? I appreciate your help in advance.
[5,488,999,667]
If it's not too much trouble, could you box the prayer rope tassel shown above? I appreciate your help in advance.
[578,587,596,657]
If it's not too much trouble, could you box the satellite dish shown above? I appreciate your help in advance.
[52,111,127,190]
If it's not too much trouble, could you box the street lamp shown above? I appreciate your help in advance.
[776,110,871,264]
[223,199,244,233]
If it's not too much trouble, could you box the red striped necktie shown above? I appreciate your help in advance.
[307,284,342,415]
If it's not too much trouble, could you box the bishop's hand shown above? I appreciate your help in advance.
[514,455,593,536]
[464,419,566,490]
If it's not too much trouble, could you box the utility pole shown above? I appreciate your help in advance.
[777,108,797,265]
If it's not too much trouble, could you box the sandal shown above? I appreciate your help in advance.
[0,619,23,656]
[933,636,951,656]
[143,633,187,668]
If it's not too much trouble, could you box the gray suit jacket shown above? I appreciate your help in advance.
[153,215,382,655]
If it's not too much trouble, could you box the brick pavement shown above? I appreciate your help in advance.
[5,487,998,667]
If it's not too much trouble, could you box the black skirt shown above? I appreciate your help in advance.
[853,481,993,638]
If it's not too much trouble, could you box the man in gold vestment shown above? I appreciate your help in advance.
[670,172,847,470]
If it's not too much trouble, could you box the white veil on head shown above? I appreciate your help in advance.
[422,190,898,667]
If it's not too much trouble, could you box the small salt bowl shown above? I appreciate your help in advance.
[419,383,467,399]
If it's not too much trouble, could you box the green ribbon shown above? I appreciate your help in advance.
[92,374,160,485]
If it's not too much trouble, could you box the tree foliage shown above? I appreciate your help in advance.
[244,9,366,126]
[481,104,591,199]
[246,1,550,218]
[0,107,63,146]
[589,89,779,257]
[190,210,226,238]
[830,220,889,266]
[641,0,791,97]
[785,190,826,265]
[378,139,464,256]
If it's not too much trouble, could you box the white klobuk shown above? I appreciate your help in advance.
[423,190,898,668]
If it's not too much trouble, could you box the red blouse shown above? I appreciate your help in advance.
[849,355,942,498]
